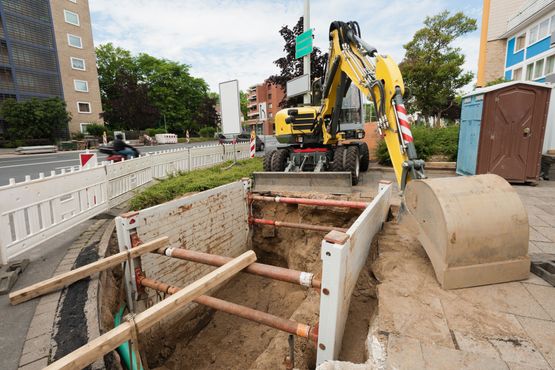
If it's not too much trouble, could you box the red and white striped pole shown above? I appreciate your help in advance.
[395,103,413,144]
[250,129,256,158]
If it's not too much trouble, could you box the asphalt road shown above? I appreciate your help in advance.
[0,141,218,186]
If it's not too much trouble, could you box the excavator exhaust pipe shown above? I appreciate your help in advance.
[402,174,530,289]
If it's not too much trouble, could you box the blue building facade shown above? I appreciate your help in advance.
[504,3,555,83]
[0,0,64,134]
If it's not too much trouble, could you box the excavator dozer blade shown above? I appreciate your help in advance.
[252,172,352,194]
[402,174,530,289]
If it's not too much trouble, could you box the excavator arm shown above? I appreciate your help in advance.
[318,21,425,189]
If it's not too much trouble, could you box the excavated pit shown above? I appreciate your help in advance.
[100,192,378,370]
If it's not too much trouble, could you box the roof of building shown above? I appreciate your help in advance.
[463,80,551,97]
[503,0,555,37]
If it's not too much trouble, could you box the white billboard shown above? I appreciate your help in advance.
[258,102,267,121]
[219,80,242,134]
[286,74,310,98]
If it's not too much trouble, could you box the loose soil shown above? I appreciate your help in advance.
[151,193,376,370]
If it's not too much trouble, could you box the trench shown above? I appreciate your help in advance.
[100,194,377,370]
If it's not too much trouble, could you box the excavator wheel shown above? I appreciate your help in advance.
[271,148,289,172]
[331,146,346,171]
[402,174,530,289]
[344,146,360,185]
[264,150,276,171]
[359,142,369,172]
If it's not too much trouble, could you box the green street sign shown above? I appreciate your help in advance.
[295,28,313,59]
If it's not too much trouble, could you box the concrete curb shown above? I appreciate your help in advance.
[17,219,111,370]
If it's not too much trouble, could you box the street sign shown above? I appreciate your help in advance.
[286,74,310,98]
[258,102,267,121]
[80,151,97,168]
[295,28,313,59]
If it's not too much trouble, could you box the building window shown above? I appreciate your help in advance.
[529,25,539,44]
[64,10,79,26]
[69,0,77,3]
[268,93,272,99]
[67,34,82,48]
[70,57,86,71]
[551,15,555,33]
[268,103,272,109]
[80,122,91,133]
[74,79,88,92]
[77,102,91,113]
[534,59,545,79]
[515,34,526,51]
[269,112,273,118]
[546,55,555,75]
[539,19,550,39]
[513,67,523,80]
[526,63,534,80]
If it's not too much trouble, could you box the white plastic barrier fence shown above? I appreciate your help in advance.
[155,133,178,144]
[317,181,392,365]
[0,143,250,264]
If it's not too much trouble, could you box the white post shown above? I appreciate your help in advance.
[303,0,311,105]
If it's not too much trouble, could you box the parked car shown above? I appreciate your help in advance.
[218,133,265,151]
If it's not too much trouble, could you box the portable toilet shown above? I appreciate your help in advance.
[456,81,551,183]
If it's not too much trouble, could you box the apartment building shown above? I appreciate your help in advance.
[246,82,285,135]
[0,0,102,136]
[478,0,555,85]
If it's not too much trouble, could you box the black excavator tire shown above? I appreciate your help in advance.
[345,145,360,185]
[360,142,369,172]
[264,150,276,171]
[271,148,289,172]
[331,146,346,172]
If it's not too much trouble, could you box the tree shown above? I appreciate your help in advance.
[399,11,477,124]
[239,91,248,120]
[83,123,106,137]
[96,43,212,134]
[268,17,327,107]
[1,98,70,141]
[100,70,160,130]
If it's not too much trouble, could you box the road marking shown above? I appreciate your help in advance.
[0,159,78,169]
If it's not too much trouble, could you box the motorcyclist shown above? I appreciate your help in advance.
[113,134,138,159]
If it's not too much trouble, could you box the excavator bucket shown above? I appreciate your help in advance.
[402,174,530,289]
[251,172,352,194]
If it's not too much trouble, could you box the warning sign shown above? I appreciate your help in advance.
[79,151,97,168]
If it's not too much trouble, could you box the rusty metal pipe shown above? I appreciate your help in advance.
[249,194,368,209]
[249,217,347,233]
[138,276,318,343]
[160,248,321,289]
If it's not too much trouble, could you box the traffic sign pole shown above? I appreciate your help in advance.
[303,0,311,105]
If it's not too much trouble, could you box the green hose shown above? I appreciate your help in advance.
[114,305,143,370]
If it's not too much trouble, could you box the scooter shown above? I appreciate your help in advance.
[98,146,140,162]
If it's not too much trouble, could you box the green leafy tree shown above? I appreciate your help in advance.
[100,70,160,130]
[268,16,327,107]
[1,98,70,141]
[400,11,477,124]
[96,43,212,134]
[83,123,106,137]
[239,91,248,120]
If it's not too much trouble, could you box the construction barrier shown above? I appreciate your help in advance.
[317,181,392,365]
[0,143,250,265]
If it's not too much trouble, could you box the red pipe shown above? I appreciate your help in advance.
[249,217,347,233]
[160,248,321,289]
[138,276,318,343]
[249,194,368,209]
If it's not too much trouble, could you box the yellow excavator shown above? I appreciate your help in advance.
[261,21,530,289]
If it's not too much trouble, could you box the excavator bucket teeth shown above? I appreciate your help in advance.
[402,174,530,289]
[252,172,352,194]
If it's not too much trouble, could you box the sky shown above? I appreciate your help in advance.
[89,0,484,93]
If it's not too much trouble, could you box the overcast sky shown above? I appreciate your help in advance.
[89,0,483,93]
